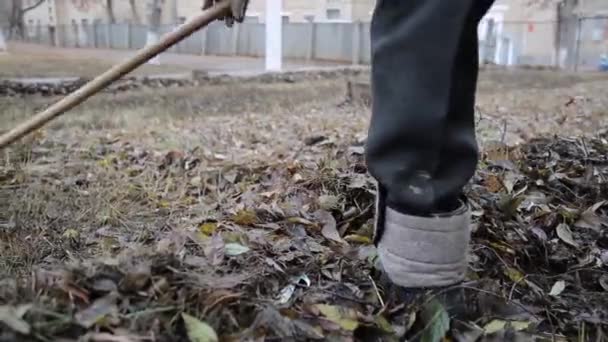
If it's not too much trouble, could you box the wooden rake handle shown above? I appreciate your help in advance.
[0,1,231,149]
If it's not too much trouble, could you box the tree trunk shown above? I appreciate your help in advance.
[146,0,163,64]
[0,29,7,52]
[9,0,44,39]
[106,0,116,24]
[129,0,141,24]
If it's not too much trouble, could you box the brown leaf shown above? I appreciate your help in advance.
[498,194,525,218]
[505,267,525,283]
[317,195,340,211]
[92,279,118,293]
[315,210,345,244]
[0,305,31,335]
[549,280,566,296]
[599,275,608,292]
[75,292,119,328]
[304,135,327,146]
[204,234,225,266]
[233,210,258,226]
[287,217,315,226]
[556,224,579,248]
[485,174,505,193]
[161,150,184,168]
[184,255,210,268]
[314,304,359,331]
[32,268,70,291]
[344,234,372,244]
[119,263,151,292]
[575,203,607,232]
[87,333,139,342]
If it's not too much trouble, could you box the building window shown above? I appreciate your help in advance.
[304,15,315,23]
[326,9,341,20]
[282,15,290,24]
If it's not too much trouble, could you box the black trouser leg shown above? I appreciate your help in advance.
[434,1,494,210]
[367,0,494,217]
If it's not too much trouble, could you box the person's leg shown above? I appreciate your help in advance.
[367,0,492,289]
[434,0,495,208]
[367,0,475,218]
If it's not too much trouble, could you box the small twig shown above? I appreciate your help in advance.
[580,137,589,159]
[458,284,541,320]
[124,306,176,319]
[595,325,604,342]
[500,119,508,144]
[368,275,385,308]
[320,289,369,305]
[201,293,242,316]
[475,106,484,126]
[544,306,557,342]
[508,274,527,301]
[339,203,373,225]
[476,244,510,269]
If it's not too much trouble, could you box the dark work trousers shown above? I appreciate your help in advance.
[367,0,495,225]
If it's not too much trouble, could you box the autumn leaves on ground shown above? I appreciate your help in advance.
[1,67,608,341]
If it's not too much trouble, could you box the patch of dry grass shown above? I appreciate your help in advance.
[0,52,187,78]
[1,71,608,340]
[0,79,351,274]
[2,71,608,276]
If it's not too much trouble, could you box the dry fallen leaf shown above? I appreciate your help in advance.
[87,332,140,342]
[315,210,345,244]
[318,195,340,210]
[549,280,566,296]
[75,292,118,328]
[485,174,505,193]
[505,267,525,283]
[574,205,607,232]
[276,284,296,305]
[198,222,218,238]
[120,263,151,292]
[224,243,250,256]
[419,299,450,342]
[344,234,372,244]
[556,224,579,248]
[314,304,359,331]
[204,234,225,266]
[233,210,258,226]
[182,313,219,342]
[483,319,532,334]
[599,275,608,292]
[0,304,31,335]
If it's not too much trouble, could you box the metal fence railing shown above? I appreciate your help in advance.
[4,22,372,65]
[575,16,608,71]
[5,17,608,71]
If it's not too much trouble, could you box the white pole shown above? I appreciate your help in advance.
[0,30,7,54]
[265,0,282,71]
[494,21,504,65]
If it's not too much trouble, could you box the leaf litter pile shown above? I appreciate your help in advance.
[1,71,608,341]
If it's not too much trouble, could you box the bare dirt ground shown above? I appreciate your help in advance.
[1,68,608,341]
[2,43,344,78]
[0,44,188,78]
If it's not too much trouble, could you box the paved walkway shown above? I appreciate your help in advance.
[9,43,347,76]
